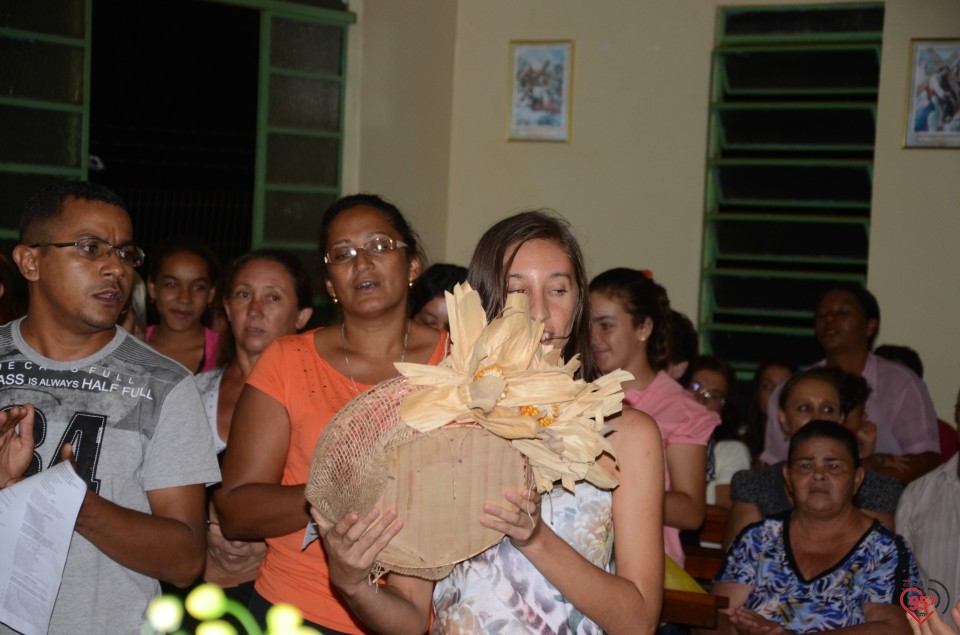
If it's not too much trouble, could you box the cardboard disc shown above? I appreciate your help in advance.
[307,377,529,579]
[374,423,529,574]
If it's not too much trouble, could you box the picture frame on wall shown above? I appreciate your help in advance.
[507,40,573,142]
[904,38,960,148]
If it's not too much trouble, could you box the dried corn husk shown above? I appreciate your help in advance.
[397,282,632,493]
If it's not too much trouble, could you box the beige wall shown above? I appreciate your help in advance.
[343,0,458,263]
[870,0,960,422]
[351,0,960,418]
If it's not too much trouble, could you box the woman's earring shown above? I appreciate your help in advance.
[408,279,414,288]
[331,295,338,304]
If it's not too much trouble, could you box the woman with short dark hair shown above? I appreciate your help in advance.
[710,421,918,634]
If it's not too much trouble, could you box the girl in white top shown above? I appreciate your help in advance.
[688,355,751,510]
[313,210,665,634]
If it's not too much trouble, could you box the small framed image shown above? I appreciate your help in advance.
[904,39,960,148]
[507,40,574,142]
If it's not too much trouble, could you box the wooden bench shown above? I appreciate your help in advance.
[660,543,730,629]
[699,508,729,545]
[683,544,726,583]
[660,510,732,629]
[661,589,729,629]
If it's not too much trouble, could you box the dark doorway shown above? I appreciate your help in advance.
[89,0,260,270]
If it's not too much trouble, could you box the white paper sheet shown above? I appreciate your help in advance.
[0,463,87,635]
[302,520,319,550]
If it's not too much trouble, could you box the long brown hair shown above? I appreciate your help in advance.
[467,210,595,381]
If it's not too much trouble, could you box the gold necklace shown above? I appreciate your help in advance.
[340,320,411,394]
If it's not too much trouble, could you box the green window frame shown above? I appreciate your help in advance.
[250,3,355,309]
[1,0,354,307]
[0,0,91,237]
[698,3,884,377]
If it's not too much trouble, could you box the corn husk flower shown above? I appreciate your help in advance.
[396,282,632,493]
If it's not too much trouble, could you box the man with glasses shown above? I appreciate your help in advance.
[0,181,219,634]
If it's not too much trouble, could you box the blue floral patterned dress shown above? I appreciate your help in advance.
[431,483,613,634]
[717,514,919,632]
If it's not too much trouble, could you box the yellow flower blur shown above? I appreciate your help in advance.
[197,620,238,635]
[146,595,184,632]
[267,603,308,634]
[186,583,228,621]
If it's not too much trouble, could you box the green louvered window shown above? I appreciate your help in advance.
[0,0,90,238]
[698,4,884,376]
[253,8,353,305]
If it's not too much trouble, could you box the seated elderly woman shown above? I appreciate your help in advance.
[723,367,903,549]
[707,421,918,634]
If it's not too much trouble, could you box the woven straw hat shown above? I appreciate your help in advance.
[306,283,630,579]
[306,376,529,579]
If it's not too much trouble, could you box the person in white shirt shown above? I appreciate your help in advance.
[896,387,960,632]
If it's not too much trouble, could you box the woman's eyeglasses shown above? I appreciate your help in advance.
[324,237,408,265]
[689,382,726,407]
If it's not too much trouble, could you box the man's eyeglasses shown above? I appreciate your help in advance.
[324,237,408,265]
[30,238,145,268]
[689,382,726,407]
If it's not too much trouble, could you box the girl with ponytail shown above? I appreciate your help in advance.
[590,268,720,567]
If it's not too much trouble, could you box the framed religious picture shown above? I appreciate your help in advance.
[507,40,574,142]
[904,39,960,148]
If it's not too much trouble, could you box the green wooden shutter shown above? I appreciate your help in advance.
[252,7,353,294]
[0,0,90,237]
[699,4,883,376]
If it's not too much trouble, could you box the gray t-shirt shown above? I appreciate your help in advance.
[195,366,226,453]
[0,319,220,635]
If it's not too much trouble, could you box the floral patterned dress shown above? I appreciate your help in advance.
[432,483,613,634]
[717,514,919,632]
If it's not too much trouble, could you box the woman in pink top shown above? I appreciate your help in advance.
[590,268,719,566]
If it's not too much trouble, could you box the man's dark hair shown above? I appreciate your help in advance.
[20,181,127,243]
